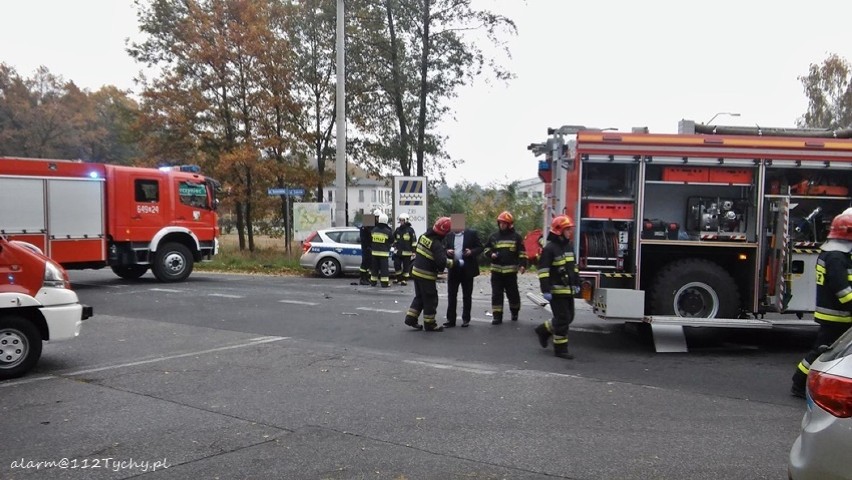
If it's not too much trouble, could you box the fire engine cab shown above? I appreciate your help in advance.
[529,120,852,351]
[0,157,220,282]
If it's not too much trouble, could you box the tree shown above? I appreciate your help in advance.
[798,53,852,129]
[347,0,516,180]
[129,0,303,251]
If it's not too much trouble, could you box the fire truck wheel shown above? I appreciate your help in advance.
[111,265,149,280]
[0,315,43,380]
[317,257,342,278]
[649,259,739,319]
[152,242,194,282]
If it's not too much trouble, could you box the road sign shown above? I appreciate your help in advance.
[267,187,305,196]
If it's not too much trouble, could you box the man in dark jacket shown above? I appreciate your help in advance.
[443,216,483,328]
[404,217,453,332]
[358,213,375,285]
[791,211,852,397]
[392,212,417,285]
[535,215,580,359]
[484,210,528,324]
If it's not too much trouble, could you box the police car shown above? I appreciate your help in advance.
[300,227,363,278]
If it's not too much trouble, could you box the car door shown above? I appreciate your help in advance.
[338,230,362,271]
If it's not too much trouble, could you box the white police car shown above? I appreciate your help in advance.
[300,227,363,278]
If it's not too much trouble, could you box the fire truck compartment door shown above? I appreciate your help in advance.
[592,288,646,319]
[47,179,104,238]
[0,178,46,234]
[784,251,818,312]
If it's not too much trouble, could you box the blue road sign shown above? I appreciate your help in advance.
[267,187,305,196]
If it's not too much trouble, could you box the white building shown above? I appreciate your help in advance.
[516,177,545,201]
[326,176,393,225]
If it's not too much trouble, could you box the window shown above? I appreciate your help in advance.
[135,179,159,202]
[340,231,360,245]
[179,181,209,208]
[327,190,333,202]
[372,190,377,202]
[359,190,364,202]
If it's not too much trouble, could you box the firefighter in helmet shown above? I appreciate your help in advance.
[358,211,378,285]
[534,215,580,359]
[484,210,528,324]
[370,212,393,287]
[791,210,852,397]
[393,212,416,285]
[404,217,452,332]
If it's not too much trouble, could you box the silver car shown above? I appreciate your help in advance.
[300,227,363,278]
[789,327,852,480]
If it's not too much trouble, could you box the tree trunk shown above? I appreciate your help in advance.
[236,200,247,251]
[385,0,411,176]
[246,168,255,252]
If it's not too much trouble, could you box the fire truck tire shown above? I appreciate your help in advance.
[111,265,149,280]
[152,242,194,282]
[649,259,740,319]
[0,315,43,380]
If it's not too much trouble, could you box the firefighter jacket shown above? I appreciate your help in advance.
[814,250,852,324]
[360,225,373,254]
[411,230,450,281]
[393,223,417,256]
[538,232,579,296]
[371,224,393,257]
[484,228,528,274]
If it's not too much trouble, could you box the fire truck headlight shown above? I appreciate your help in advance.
[43,260,68,288]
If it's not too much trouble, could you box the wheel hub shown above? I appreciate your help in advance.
[0,329,28,367]
[674,282,719,318]
[164,253,185,273]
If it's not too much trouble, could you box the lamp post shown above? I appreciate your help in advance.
[705,112,741,124]
[334,0,347,226]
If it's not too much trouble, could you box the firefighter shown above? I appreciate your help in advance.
[404,217,452,332]
[484,210,528,324]
[791,210,852,398]
[370,212,394,287]
[393,212,417,285]
[534,215,580,359]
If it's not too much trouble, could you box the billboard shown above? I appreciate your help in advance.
[393,176,428,239]
[293,202,333,241]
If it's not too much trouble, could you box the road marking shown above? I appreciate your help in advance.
[279,300,319,306]
[208,293,244,299]
[149,288,183,293]
[356,307,401,314]
[404,360,497,375]
[0,337,288,388]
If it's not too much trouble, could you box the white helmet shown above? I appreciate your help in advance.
[378,213,389,225]
[398,212,410,222]
[373,209,383,217]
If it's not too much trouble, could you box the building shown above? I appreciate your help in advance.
[515,177,545,201]
[326,168,393,225]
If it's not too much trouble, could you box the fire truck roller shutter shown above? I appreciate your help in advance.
[648,258,740,319]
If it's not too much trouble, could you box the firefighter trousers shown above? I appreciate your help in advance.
[490,272,520,320]
[393,255,413,282]
[370,255,390,287]
[359,250,372,283]
[792,321,850,389]
[407,278,440,326]
[540,294,575,353]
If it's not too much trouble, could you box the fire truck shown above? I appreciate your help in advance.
[529,120,852,351]
[0,157,220,282]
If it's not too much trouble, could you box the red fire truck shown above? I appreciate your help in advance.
[0,157,220,282]
[530,120,852,351]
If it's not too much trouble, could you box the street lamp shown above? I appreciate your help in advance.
[705,112,741,124]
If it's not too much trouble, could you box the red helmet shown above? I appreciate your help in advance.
[433,217,452,236]
[497,211,514,226]
[550,215,574,235]
[827,212,852,240]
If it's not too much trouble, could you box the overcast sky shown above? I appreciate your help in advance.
[2,0,851,186]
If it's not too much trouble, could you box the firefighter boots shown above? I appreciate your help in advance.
[423,322,444,332]
[491,315,503,325]
[511,312,519,322]
[554,343,574,360]
[404,316,423,330]
[359,272,371,285]
[534,324,551,348]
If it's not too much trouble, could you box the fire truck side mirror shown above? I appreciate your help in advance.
[212,199,220,211]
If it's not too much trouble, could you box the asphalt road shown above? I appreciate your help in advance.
[0,269,817,479]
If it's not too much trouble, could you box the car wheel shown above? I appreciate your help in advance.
[0,315,43,380]
[152,242,194,282]
[111,265,148,280]
[649,259,740,318]
[317,257,341,278]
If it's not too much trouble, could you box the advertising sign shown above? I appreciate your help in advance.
[293,202,333,241]
[393,176,428,239]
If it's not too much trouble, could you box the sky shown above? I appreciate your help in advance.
[2,0,852,187]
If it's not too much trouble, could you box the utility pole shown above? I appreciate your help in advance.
[334,0,347,226]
